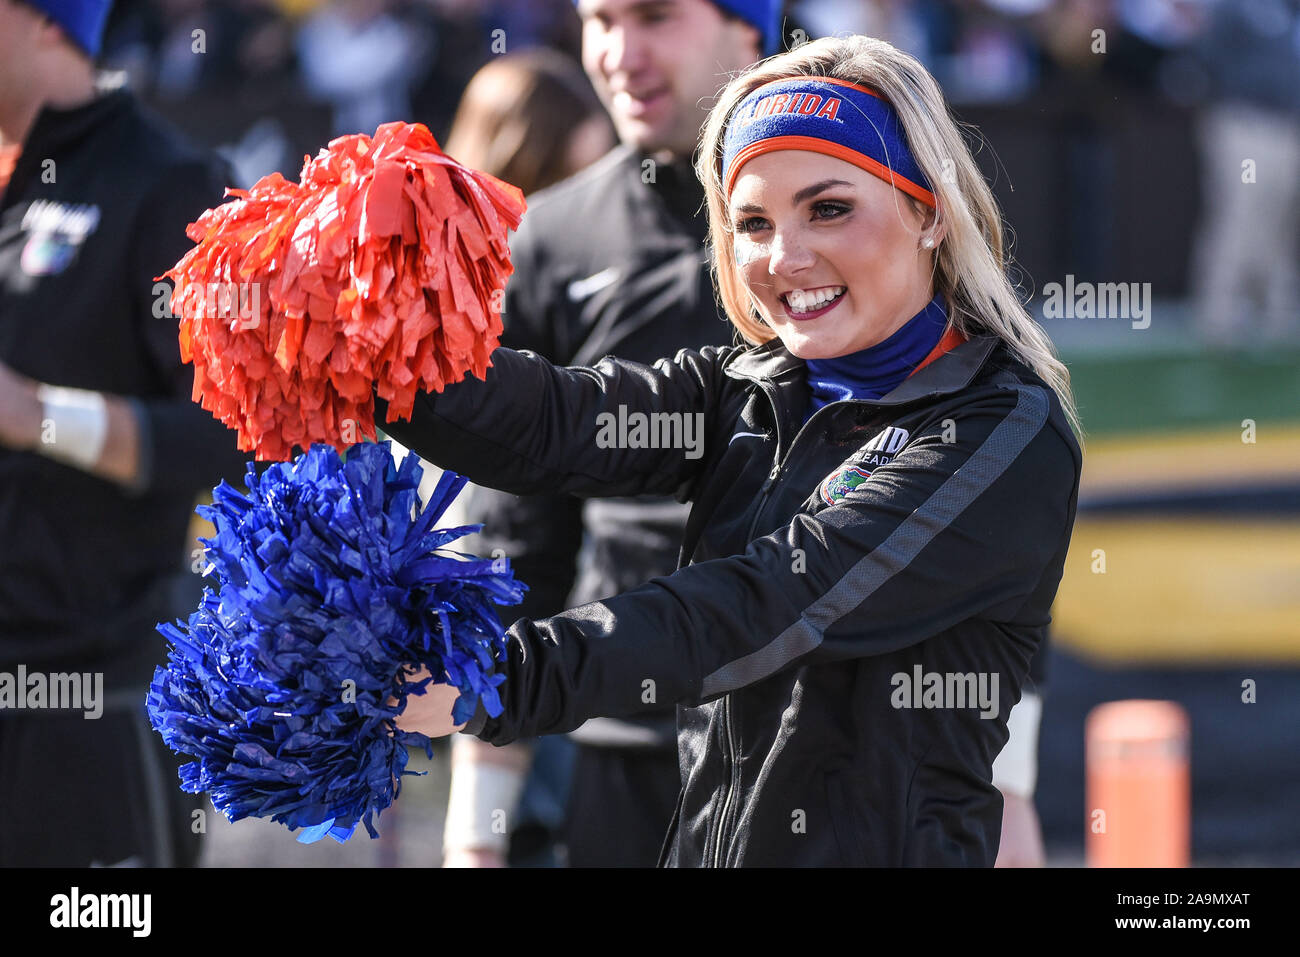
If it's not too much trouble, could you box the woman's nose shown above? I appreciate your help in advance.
[766,228,815,277]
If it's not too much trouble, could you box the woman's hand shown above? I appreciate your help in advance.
[393,667,468,737]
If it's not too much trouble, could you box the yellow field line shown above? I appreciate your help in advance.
[1053,516,1300,663]
[1081,425,1300,495]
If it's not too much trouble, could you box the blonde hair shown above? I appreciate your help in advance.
[695,35,1081,436]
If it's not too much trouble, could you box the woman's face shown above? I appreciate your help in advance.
[728,150,942,360]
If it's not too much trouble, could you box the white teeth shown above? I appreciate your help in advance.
[786,287,845,314]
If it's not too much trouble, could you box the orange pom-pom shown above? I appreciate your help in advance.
[163,122,526,460]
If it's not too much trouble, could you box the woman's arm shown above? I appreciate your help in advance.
[411,383,1080,744]
[376,344,734,500]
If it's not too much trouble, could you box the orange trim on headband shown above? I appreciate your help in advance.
[724,134,938,208]
[750,75,889,102]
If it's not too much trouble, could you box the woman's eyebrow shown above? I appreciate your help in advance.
[731,179,856,216]
[792,179,854,204]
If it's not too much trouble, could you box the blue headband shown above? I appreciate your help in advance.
[722,77,936,207]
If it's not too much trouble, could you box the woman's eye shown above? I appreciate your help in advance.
[735,217,769,234]
[812,201,850,221]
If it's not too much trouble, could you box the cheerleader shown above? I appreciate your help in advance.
[390,33,1082,866]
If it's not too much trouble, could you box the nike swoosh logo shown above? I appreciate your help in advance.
[566,267,621,301]
[728,431,767,446]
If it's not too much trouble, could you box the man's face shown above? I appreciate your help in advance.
[0,1,43,104]
[579,0,761,159]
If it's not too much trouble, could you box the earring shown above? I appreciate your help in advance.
[922,237,935,249]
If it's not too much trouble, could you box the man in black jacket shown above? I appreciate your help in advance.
[0,0,248,865]
[443,0,778,867]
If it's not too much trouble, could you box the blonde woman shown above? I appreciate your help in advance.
[384,34,1082,866]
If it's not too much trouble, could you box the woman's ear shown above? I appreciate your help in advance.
[917,200,946,250]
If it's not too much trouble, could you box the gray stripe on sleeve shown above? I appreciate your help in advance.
[699,385,1050,698]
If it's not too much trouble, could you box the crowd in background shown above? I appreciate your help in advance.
[92,0,1300,346]
[99,0,1218,150]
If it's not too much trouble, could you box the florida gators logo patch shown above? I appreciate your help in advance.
[819,465,873,505]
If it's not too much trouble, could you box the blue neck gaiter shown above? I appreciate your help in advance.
[803,294,948,423]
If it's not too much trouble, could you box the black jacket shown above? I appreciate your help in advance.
[465,144,733,749]
[0,86,249,686]
[378,327,1081,867]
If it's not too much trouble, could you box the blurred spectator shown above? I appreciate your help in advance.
[444,48,613,194]
[795,0,933,53]
[297,0,433,135]
[1189,0,1300,346]
[102,0,295,100]
[0,0,248,865]
[410,0,583,142]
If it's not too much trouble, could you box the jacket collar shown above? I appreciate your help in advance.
[3,85,131,208]
[24,83,130,155]
[619,144,708,242]
[725,332,1001,405]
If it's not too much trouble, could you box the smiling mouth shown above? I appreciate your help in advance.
[780,286,847,317]
[618,88,669,116]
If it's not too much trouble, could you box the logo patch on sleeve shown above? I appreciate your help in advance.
[817,425,912,506]
[819,464,874,505]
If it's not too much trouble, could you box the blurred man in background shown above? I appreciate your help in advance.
[0,0,247,865]
[403,45,616,867]
[1190,0,1300,347]
[441,0,779,868]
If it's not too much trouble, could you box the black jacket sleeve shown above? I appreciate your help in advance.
[460,229,586,619]
[127,157,250,495]
[376,344,731,500]
[462,383,1078,744]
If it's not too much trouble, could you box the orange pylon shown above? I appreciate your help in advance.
[1085,699,1190,867]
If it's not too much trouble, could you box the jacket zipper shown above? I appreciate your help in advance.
[710,378,791,868]
[708,388,878,866]
[710,468,777,867]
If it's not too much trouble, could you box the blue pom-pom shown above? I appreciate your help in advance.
[147,441,525,842]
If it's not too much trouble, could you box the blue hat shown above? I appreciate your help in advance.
[24,1,113,58]
[711,0,783,56]
[575,0,783,57]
